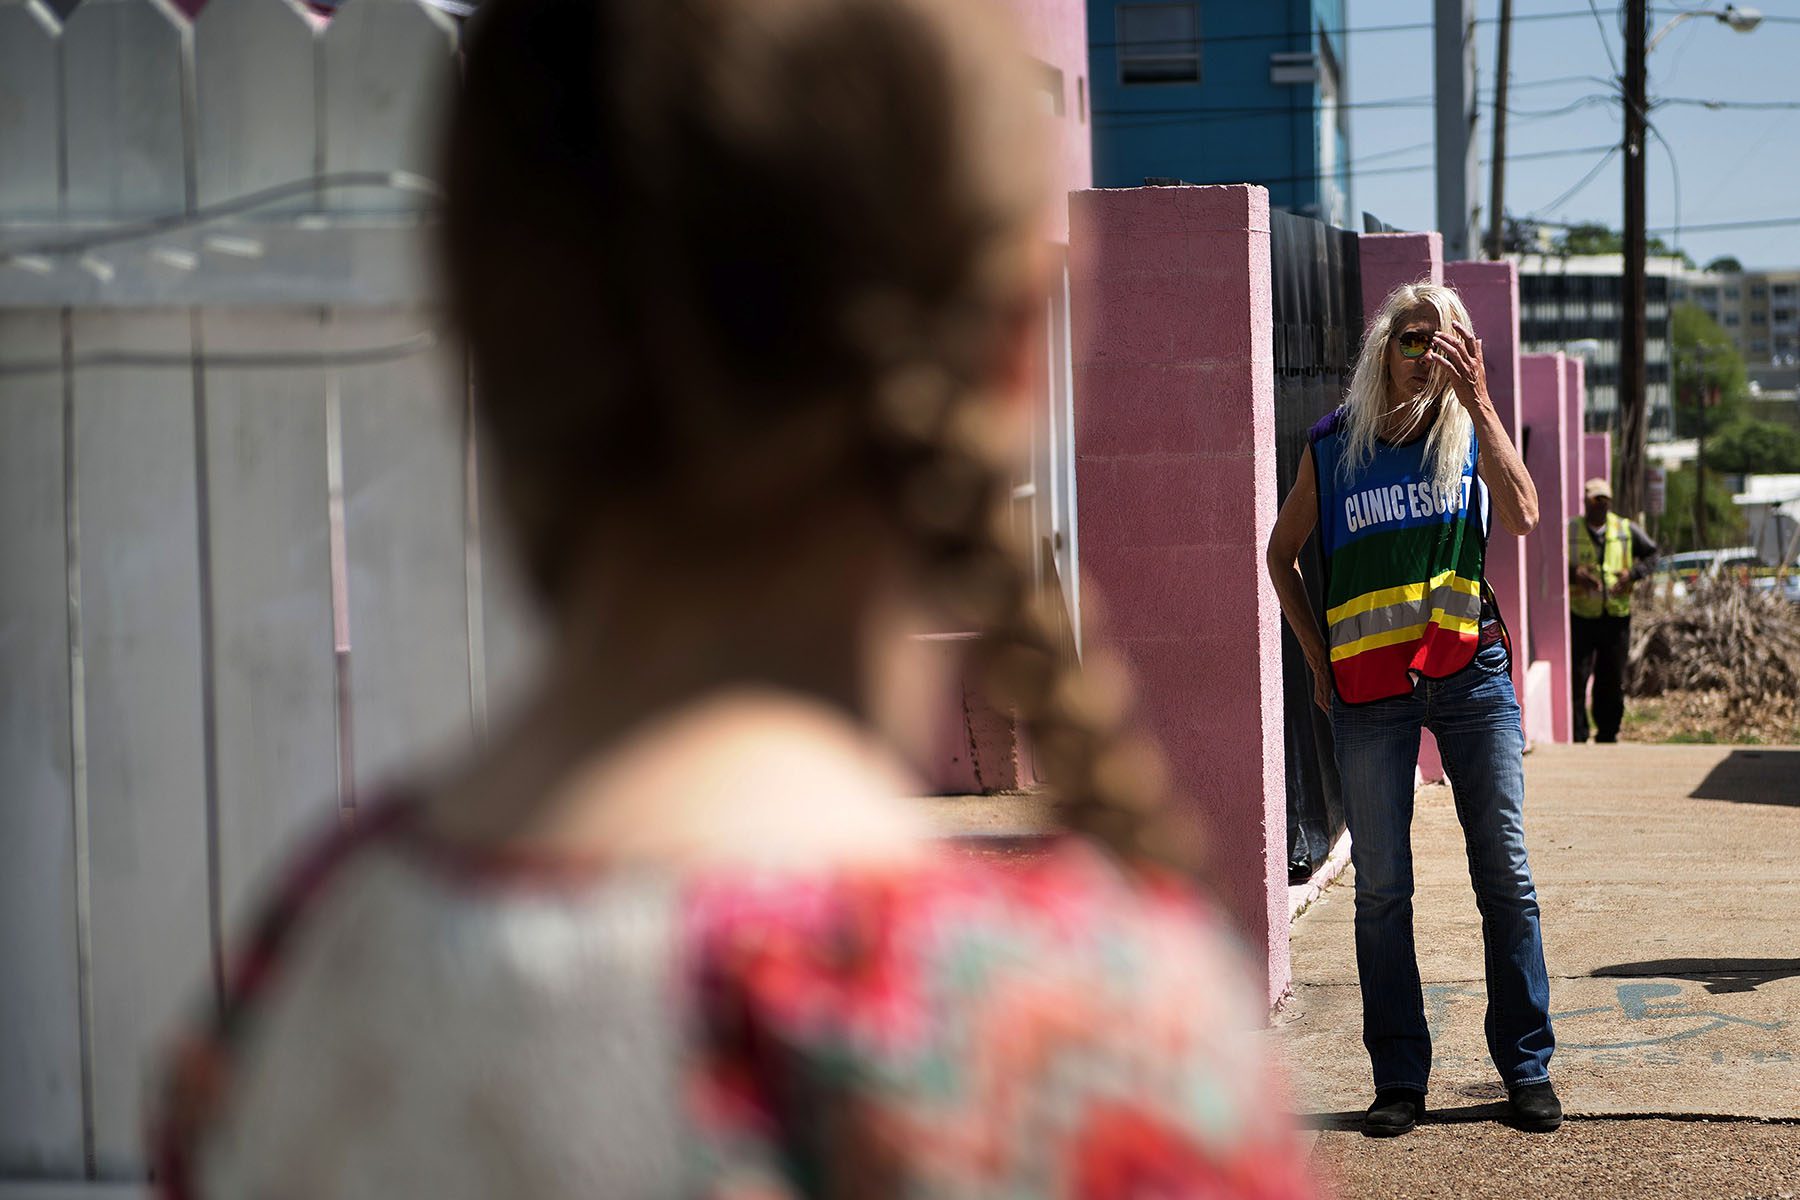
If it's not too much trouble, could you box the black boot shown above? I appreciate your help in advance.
[1507,1081,1563,1131]
[1364,1088,1425,1137]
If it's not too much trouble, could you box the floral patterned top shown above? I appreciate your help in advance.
[155,797,1316,1199]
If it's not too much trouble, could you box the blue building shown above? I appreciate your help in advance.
[1087,1,1352,226]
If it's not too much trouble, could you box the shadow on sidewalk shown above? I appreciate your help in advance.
[1592,957,1800,994]
[1688,749,1800,807]
[1299,1101,1511,1131]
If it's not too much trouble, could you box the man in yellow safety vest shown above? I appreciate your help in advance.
[1568,477,1659,742]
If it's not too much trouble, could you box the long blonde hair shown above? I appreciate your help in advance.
[1338,282,1477,496]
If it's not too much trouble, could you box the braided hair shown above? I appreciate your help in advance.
[445,0,1199,875]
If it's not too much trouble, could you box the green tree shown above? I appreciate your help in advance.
[1658,465,1746,552]
[1549,222,1693,266]
[1650,238,1695,269]
[1705,255,1745,274]
[1556,222,1619,255]
[1704,417,1800,474]
[1670,303,1749,439]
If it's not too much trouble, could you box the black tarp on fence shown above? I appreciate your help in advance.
[1270,207,1363,881]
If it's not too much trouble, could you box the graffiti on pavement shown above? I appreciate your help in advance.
[1423,980,1789,1066]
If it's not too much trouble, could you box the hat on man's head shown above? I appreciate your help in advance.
[1584,478,1613,501]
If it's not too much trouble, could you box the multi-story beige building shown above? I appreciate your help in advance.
[1673,268,1800,368]
[1509,252,1682,439]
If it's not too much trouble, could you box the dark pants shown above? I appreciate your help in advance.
[1571,613,1630,742]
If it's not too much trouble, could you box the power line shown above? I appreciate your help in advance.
[1133,142,1621,191]
[1585,0,1625,80]
[1504,93,1618,119]
[1648,216,1800,234]
[1095,96,1433,120]
[1086,8,1622,50]
[1095,93,1617,130]
[1525,144,1622,219]
[1653,97,1800,111]
[1500,142,1624,164]
[1351,139,1437,166]
[1508,72,1617,90]
[1645,118,1684,259]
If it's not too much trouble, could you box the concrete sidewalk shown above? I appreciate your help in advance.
[1276,743,1800,1196]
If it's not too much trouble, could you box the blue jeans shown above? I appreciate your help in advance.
[1329,638,1555,1095]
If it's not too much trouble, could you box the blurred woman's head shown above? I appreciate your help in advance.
[443,0,1190,872]
[444,0,1049,610]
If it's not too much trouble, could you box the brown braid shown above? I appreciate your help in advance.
[865,365,1199,877]
[446,0,1199,875]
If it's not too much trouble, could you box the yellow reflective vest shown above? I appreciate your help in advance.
[1569,512,1634,618]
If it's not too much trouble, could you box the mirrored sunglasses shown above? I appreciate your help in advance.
[1395,330,1433,359]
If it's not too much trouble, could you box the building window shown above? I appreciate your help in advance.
[1725,312,1740,326]
[1751,285,1767,299]
[1752,340,1769,355]
[1774,308,1797,324]
[1725,287,1741,300]
[1752,311,1768,325]
[1774,284,1795,299]
[1117,3,1201,85]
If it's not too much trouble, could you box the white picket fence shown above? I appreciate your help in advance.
[0,0,538,1183]
[0,0,1078,1186]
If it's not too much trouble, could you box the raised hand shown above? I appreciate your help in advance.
[1425,321,1489,410]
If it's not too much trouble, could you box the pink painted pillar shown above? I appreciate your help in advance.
[1445,261,1530,713]
[1585,432,1612,492]
[1360,232,1444,319]
[1562,357,1587,518]
[1521,354,1574,744]
[1070,184,1288,1006]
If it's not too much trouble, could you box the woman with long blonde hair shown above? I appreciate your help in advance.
[1266,282,1559,1137]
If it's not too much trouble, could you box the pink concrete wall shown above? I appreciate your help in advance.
[1521,354,1574,745]
[1562,357,1587,518]
[921,636,1028,794]
[1360,232,1445,322]
[1524,660,1556,754]
[1585,432,1612,491]
[1070,184,1289,1007]
[1004,0,1093,244]
[1445,261,1531,714]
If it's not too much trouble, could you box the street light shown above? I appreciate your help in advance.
[1617,3,1761,522]
[1646,5,1763,52]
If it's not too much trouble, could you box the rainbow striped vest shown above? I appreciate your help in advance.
[1309,409,1490,704]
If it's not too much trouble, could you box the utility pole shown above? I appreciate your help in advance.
[1485,0,1512,259]
[1435,0,1478,261]
[1696,409,1710,549]
[1619,0,1649,519]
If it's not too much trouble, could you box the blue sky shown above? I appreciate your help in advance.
[1343,2,1800,268]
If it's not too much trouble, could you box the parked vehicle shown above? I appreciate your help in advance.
[1750,571,1800,605]
[1652,547,1762,601]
